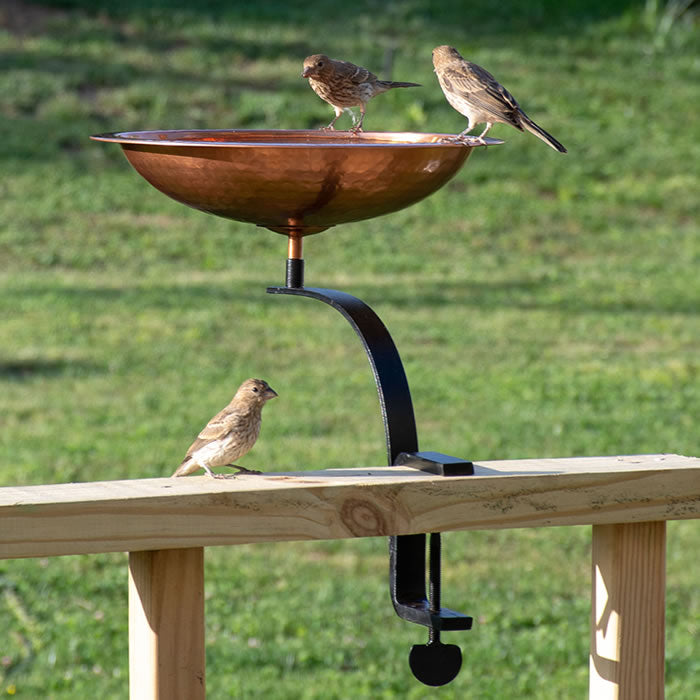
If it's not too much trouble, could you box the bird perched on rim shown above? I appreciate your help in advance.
[172,378,278,478]
[302,53,421,132]
[432,45,567,153]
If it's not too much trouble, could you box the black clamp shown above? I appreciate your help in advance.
[268,260,474,686]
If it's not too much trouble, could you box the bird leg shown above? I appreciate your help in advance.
[443,122,492,146]
[456,120,476,140]
[321,107,343,131]
[474,123,493,145]
[350,105,366,133]
[440,119,475,144]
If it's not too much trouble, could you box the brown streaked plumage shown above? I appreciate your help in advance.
[172,378,277,478]
[302,53,420,132]
[432,45,567,153]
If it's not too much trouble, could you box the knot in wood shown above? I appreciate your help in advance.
[340,498,387,536]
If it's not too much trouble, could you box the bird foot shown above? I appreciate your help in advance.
[349,126,363,135]
[226,464,262,475]
[441,134,487,146]
[320,125,336,131]
[439,134,465,144]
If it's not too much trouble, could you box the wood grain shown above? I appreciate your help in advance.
[1,454,698,559]
[590,523,666,700]
[129,548,205,700]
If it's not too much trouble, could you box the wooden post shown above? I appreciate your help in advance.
[128,548,205,700]
[590,522,666,700]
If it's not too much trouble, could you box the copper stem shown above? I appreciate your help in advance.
[287,235,303,260]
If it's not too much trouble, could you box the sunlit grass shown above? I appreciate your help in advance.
[1,0,698,697]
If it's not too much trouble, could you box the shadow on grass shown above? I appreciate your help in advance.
[327,279,699,317]
[0,357,103,380]
[36,0,641,38]
[4,277,697,316]
[0,44,299,94]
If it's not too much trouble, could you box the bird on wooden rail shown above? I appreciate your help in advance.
[302,53,421,132]
[172,378,278,478]
[432,45,567,153]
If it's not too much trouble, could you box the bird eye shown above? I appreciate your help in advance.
[317,60,324,67]
[252,387,259,393]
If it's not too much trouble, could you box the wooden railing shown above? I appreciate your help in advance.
[1,453,699,699]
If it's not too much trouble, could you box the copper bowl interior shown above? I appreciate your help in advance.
[91,130,501,237]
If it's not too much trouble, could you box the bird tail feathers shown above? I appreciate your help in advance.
[520,114,567,153]
[172,459,191,477]
[378,80,421,89]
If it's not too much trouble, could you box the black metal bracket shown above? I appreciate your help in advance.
[267,258,473,686]
[395,450,474,477]
[389,533,473,632]
[266,282,419,465]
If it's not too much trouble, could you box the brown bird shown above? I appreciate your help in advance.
[302,53,421,132]
[432,45,567,153]
[172,378,278,478]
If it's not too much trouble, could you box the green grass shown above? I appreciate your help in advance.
[1,0,699,697]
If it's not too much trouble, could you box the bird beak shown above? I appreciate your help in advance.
[265,388,279,400]
[302,67,312,78]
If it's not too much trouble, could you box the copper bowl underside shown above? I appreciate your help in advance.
[91,129,500,235]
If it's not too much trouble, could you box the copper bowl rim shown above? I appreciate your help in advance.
[90,128,504,148]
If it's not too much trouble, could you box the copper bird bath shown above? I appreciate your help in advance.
[91,129,500,269]
[92,128,502,686]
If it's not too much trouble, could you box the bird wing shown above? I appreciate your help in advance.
[197,407,246,440]
[183,407,247,455]
[444,61,523,129]
[333,59,377,84]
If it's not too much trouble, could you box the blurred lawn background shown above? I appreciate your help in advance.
[1,0,698,697]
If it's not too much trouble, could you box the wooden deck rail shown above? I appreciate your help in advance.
[1,453,699,698]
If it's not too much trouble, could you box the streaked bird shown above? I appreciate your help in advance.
[432,45,567,153]
[302,53,420,132]
[172,378,278,478]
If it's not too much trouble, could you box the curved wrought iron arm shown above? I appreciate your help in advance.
[267,261,472,686]
[266,282,418,464]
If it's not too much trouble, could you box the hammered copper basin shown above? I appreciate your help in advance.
[91,129,497,235]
